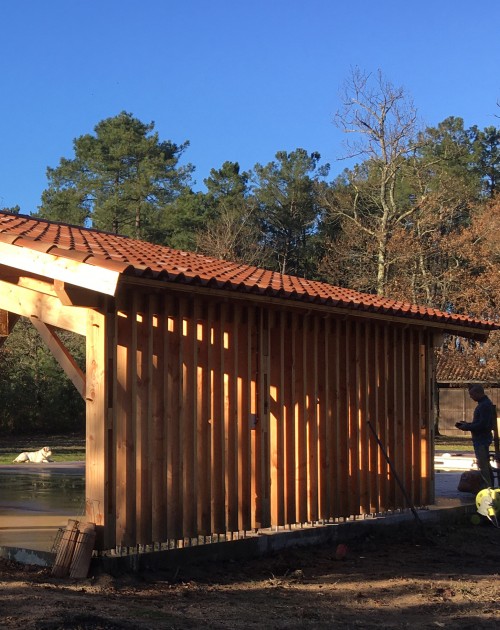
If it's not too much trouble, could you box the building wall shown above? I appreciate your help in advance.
[86,288,436,550]
[438,387,500,436]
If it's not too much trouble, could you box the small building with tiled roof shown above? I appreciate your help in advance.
[436,349,500,436]
[0,210,498,553]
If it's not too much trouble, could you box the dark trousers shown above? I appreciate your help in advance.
[473,442,493,488]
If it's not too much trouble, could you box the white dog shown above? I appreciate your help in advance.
[13,446,53,463]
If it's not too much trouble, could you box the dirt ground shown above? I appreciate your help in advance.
[0,518,498,630]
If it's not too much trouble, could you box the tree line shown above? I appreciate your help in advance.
[1,68,499,434]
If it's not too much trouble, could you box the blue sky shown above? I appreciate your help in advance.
[0,0,499,214]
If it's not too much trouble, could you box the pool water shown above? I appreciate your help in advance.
[0,467,85,516]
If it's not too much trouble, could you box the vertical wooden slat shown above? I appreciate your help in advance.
[409,329,421,505]
[151,294,166,543]
[197,302,211,535]
[317,318,328,519]
[368,321,380,513]
[181,298,197,537]
[358,322,370,514]
[258,308,271,528]
[212,303,225,533]
[347,320,359,517]
[166,296,182,539]
[394,327,405,508]
[418,330,427,503]
[337,319,349,517]
[270,310,285,525]
[327,318,338,517]
[86,307,113,550]
[424,333,435,504]
[136,294,152,545]
[386,325,396,509]
[250,306,259,529]
[306,316,318,522]
[295,316,307,523]
[404,329,413,503]
[225,305,238,532]
[116,306,136,547]
[284,313,296,524]
[237,305,252,531]
[378,324,390,511]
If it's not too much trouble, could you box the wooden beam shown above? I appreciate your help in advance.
[0,242,120,296]
[54,280,104,308]
[0,309,19,336]
[0,280,87,335]
[29,317,86,398]
[120,275,495,342]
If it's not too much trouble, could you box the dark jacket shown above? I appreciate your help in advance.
[464,395,494,446]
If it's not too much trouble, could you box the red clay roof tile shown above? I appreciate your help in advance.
[0,211,498,332]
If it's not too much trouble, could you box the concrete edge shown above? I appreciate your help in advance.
[0,546,55,567]
[94,504,477,575]
[0,504,477,573]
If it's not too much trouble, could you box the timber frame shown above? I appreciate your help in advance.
[0,214,497,551]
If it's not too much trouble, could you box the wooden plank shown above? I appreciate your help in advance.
[394,328,405,508]
[317,318,328,519]
[418,331,429,503]
[225,305,238,532]
[306,316,318,522]
[197,302,211,535]
[164,295,182,540]
[367,322,380,512]
[423,333,434,504]
[402,329,413,503]
[284,313,296,525]
[410,330,421,505]
[258,308,271,528]
[295,316,307,523]
[358,322,370,514]
[0,308,9,335]
[181,298,197,537]
[0,280,87,335]
[69,523,96,579]
[269,310,285,526]
[347,320,359,517]
[378,324,390,511]
[54,280,104,308]
[85,308,113,549]
[151,294,167,543]
[237,305,252,531]
[52,519,80,577]
[135,294,153,545]
[337,319,349,517]
[211,303,226,533]
[0,241,120,295]
[115,304,136,547]
[327,318,339,517]
[250,307,259,529]
[29,317,85,398]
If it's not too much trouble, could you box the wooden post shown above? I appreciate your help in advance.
[86,308,114,550]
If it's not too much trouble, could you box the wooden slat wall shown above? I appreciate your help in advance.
[89,291,436,550]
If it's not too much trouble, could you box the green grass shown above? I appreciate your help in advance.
[0,433,85,465]
[0,433,472,465]
[435,435,474,453]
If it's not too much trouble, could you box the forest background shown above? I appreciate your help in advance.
[1,69,499,435]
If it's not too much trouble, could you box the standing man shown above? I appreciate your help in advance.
[455,384,494,488]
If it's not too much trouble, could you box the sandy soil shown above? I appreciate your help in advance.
[0,518,498,629]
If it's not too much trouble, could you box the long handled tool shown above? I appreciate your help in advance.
[367,420,426,533]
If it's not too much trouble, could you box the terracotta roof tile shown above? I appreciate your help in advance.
[0,210,498,332]
[436,351,500,383]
